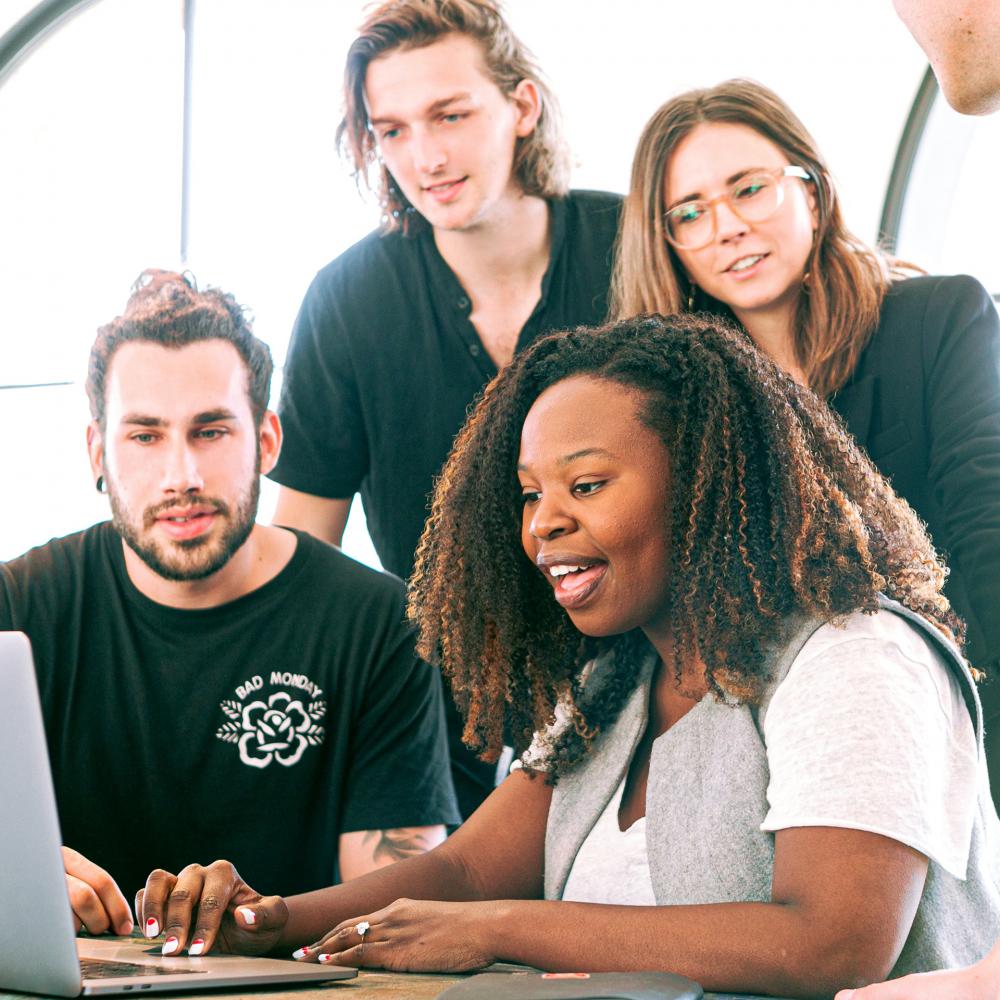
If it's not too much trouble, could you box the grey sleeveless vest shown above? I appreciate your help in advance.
[544,599,1000,975]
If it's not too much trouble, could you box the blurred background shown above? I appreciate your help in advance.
[1,0,996,564]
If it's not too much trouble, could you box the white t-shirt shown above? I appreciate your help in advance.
[556,610,979,900]
[562,776,657,905]
[761,610,978,878]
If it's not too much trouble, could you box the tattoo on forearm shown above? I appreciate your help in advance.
[363,827,435,865]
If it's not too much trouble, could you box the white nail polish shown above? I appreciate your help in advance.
[189,940,205,956]
[145,918,159,938]
[161,937,179,956]
[237,907,256,925]
[318,954,333,964]
[292,947,308,960]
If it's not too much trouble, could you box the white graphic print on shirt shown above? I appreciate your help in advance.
[215,672,327,769]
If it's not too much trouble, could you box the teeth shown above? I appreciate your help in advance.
[730,254,763,272]
[549,565,584,578]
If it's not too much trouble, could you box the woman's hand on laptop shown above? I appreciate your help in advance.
[61,846,134,936]
[135,860,288,957]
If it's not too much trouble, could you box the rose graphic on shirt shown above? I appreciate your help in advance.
[216,689,326,769]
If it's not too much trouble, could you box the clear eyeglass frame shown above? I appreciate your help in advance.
[664,165,812,251]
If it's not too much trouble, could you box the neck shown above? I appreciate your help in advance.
[733,298,808,387]
[433,189,551,291]
[641,625,709,732]
[121,523,297,610]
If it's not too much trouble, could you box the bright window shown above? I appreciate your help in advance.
[0,0,932,564]
[893,95,1000,295]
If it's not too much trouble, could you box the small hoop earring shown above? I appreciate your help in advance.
[95,476,106,494]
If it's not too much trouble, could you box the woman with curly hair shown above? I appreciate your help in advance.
[611,80,1000,793]
[136,315,999,998]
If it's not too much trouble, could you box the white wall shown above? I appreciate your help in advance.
[0,0,930,562]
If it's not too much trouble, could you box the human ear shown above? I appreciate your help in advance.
[510,78,542,138]
[86,421,105,484]
[258,411,283,475]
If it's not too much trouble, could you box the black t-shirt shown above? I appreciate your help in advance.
[270,189,623,582]
[269,191,622,819]
[0,523,459,898]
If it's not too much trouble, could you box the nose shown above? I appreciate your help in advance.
[161,437,204,495]
[527,494,576,542]
[714,198,750,243]
[411,125,446,175]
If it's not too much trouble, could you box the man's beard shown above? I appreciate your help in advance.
[108,476,260,583]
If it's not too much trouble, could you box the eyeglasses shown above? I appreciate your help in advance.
[663,165,812,251]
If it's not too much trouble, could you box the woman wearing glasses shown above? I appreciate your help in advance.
[611,80,1000,794]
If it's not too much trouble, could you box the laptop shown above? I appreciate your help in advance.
[0,630,356,996]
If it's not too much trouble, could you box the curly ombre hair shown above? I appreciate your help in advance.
[408,314,962,779]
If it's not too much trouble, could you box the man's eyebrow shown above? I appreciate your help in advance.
[426,92,473,114]
[667,167,767,211]
[120,409,239,427]
[120,414,165,427]
[193,408,239,424]
[517,447,616,471]
[369,92,474,126]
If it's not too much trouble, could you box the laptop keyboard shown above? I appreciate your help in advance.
[80,958,208,979]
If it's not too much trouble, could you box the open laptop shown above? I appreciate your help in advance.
[0,631,356,996]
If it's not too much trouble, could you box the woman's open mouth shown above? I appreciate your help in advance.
[546,561,608,610]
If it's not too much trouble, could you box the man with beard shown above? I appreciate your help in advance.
[0,270,458,944]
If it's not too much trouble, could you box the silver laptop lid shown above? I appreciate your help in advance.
[0,631,356,996]
[0,631,83,997]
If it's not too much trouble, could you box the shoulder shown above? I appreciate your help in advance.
[769,610,969,737]
[562,189,623,236]
[564,188,624,213]
[878,274,996,338]
[855,275,998,384]
[287,530,408,611]
[761,609,980,878]
[3,522,111,583]
[303,226,421,305]
[1,523,115,624]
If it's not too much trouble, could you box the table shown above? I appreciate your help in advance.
[0,974,782,1000]
[0,941,784,999]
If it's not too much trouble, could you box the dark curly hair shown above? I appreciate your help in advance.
[408,313,963,780]
[87,269,272,431]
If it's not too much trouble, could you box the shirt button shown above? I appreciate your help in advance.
[457,296,470,309]
[468,343,481,357]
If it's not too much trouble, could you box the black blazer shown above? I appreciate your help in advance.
[831,275,1000,711]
